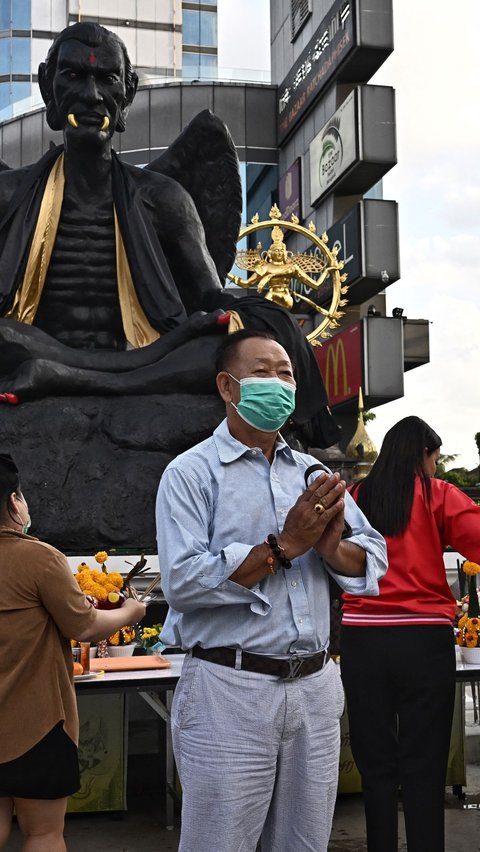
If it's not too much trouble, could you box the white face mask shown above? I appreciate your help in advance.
[21,514,32,535]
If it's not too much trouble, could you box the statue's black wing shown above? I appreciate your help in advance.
[145,110,242,283]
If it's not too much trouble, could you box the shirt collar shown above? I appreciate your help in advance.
[0,524,36,539]
[213,418,295,464]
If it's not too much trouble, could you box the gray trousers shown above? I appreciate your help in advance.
[172,654,345,852]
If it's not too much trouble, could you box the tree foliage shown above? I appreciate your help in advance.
[435,434,480,486]
[437,468,472,487]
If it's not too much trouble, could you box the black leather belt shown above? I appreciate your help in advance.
[191,645,328,680]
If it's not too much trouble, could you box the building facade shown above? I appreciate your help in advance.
[0,0,221,120]
[267,0,429,443]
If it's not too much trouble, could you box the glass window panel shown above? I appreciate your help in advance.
[182,51,217,80]
[183,10,200,45]
[12,0,31,29]
[200,53,217,71]
[182,9,200,44]
[200,11,216,47]
[11,37,30,74]
[0,2,11,30]
[183,9,216,47]
[182,51,201,79]
[0,82,10,110]
[11,81,31,101]
[0,39,11,76]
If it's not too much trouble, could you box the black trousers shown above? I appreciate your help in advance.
[340,625,456,852]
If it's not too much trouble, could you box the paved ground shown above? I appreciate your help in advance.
[4,763,479,852]
[5,701,480,851]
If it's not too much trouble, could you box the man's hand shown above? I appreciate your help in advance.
[230,472,366,590]
[314,503,347,561]
[278,472,345,560]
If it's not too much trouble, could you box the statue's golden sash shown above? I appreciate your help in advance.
[114,209,160,348]
[227,310,244,334]
[5,153,160,349]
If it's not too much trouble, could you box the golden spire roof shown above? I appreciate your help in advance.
[345,388,378,465]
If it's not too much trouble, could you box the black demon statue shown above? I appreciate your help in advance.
[0,22,339,448]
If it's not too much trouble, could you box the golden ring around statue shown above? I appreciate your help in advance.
[314,502,326,515]
[226,205,349,345]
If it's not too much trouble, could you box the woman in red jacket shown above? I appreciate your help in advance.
[340,416,480,852]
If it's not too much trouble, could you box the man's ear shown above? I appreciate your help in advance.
[216,372,232,403]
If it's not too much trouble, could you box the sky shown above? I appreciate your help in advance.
[217,0,270,80]
[366,1,480,472]
[220,0,480,472]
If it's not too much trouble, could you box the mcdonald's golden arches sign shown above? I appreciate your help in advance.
[315,322,362,407]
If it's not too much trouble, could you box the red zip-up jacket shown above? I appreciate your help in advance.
[342,477,480,627]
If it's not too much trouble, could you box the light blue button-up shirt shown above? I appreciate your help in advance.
[156,419,387,656]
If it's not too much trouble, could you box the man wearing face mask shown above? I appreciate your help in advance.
[156,330,387,852]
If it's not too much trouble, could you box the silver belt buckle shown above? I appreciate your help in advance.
[284,657,304,680]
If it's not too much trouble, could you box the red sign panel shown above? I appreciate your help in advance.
[314,322,362,407]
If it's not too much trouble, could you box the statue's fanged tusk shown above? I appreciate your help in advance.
[67,113,78,128]
[100,116,110,131]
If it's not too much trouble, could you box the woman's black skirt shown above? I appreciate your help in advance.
[0,722,80,799]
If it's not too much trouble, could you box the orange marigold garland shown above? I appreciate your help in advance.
[73,551,136,655]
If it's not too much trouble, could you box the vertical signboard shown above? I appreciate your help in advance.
[310,90,357,205]
[327,202,362,284]
[314,322,362,407]
[279,158,302,220]
[315,318,405,409]
[278,0,354,144]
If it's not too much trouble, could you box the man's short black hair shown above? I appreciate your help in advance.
[215,329,294,375]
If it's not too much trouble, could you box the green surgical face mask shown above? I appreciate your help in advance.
[228,374,296,433]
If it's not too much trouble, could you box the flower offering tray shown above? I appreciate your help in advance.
[90,654,172,672]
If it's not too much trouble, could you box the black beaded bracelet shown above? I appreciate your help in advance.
[266,533,292,570]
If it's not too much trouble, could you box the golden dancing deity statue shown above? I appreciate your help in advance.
[227,206,349,344]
